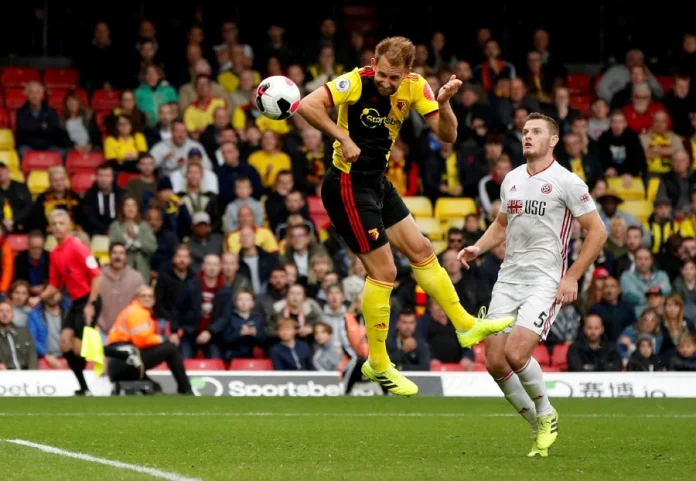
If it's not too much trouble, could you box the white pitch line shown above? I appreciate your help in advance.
[0,412,695,419]
[4,439,202,481]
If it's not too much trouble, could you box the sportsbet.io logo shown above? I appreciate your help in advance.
[360,108,402,129]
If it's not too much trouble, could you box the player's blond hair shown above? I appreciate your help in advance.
[526,112,559,136]
[375,36,416,68]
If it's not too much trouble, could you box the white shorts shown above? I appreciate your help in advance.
[487,281,559,340]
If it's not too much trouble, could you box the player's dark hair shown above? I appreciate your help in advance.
[375,36,416,68]
[399,308,416,318]
[109,241,126,253]
[485,133,504,145]
[609,109,626,119]
[277,169,292,178]
[235,176,251,184]
[626,225,644,237]
[525,112,559,136]
[97,162,113,172]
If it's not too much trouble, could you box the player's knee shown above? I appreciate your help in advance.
[365,261,397,283]
[485,353,509,378]
[504,345,529,372]
[407,235,435,264]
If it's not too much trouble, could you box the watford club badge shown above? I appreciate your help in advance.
[368,228,379,240]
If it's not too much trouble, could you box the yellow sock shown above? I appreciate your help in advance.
[411,253,476,331]
[362,277,393,372]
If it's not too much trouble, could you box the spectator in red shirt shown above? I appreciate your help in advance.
[40,210,103,395]
[621,82,666,135]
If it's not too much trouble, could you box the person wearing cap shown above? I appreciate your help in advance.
[170,147,219,194]
[0,162,32,233]
[619,247,672,317]
[644,195,678,255]
[150,120,212,176]
[186,212,224,273]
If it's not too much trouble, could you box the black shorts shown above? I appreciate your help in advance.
[321,165,410,254]
[62,295,102,338]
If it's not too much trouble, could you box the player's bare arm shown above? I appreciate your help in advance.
[425,75,461,143]
[297,89,360,161]
[84,274,103,325]
[458,210,508,269]
[555,210,607,303]
[40,284,59,302]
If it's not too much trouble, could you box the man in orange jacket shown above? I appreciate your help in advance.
[106,285,192,394]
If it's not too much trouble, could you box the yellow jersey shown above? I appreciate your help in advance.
[324,66,439,174]
[183,97,228,134]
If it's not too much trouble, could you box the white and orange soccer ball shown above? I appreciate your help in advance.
[256,76,301,120]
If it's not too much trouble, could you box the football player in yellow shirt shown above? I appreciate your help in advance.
[299,37,513,396]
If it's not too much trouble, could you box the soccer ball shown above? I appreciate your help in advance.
[256,76,301,120]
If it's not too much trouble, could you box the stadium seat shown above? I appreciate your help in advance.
[415,217,443,240]
[0,128,14,150]
[431,362,465,372]
[618,199,653,222]
[0,67,40,88]
[21,150,62,174]
[252,346,265,359]
[38,357,69,369]
[184,359,226,370]
[656,75,673,94]
[4,88,27,110]
[70,171,96,195]
[306,195,331,229]
[403,196,433,218]
[646,177,660,202]
[94,109,111,133]
[47,88,90,110]
[43,68,80,89]
[9,170,24,183]
[607,176,645,201]
[27,170,50,196]
[533,344,551,366]
[434,197,477,222]
[9,109,16,132]
[445,218,465,230]
[66,151,105,174]
[0,150,20,172]
[91,89,120,111]
[471,363,488,372]
[151,362,169,370]
[90,235,110,258]
[551,344,569,371]
[569,95,592,116]
[229,358,273,370]
[566,73,591,95]
[472,343,486,364]
[6,234,28,253]
[0,108,9,128]
[117,172,139,189]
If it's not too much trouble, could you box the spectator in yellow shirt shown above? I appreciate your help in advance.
[183,76,228,139]
[103,115,148,172]
[232,100,291,135]
[225,205,279,253]
[248,131,291,189]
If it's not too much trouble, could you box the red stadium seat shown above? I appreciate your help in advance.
[184,359,226,370]
[94,109,111,133]
[70,171,96,195]
[229,358,273,371]
[47,88,89,111]
[151,362,169,371]
[43,68,80,89]
[0,90,4,108]
[117,172,139,189]
[313,213,332,230]
[534,344,551,367]
[21,150,62,174]
[38,357,69,369]
[6,234,28,253]
[0,108,9,129]
[4,89,27,110]
[1,67,40,88]
[91,89,120,111]
[551,344,569,371]
[66,151,105,174]
[252,346,265,359]
[307,195,331,229]
[656,75,673,94]
[431,361,465,372]
[570,95,592,116]
[471,363,488,372]
[9,109,16,132]
[472,343,486,364]
[566,73,591,95]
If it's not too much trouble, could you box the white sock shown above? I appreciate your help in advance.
[495,371,537,432]
[516,357,553,417]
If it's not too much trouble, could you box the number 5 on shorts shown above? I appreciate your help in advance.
[534,311,547,328]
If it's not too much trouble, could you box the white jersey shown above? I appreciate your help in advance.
[497,161,596,286]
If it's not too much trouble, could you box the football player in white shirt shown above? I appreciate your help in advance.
[458,113,607,457]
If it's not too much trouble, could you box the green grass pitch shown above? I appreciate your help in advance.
[0,397,692,480]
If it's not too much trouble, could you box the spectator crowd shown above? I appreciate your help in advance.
[0,17,695,377]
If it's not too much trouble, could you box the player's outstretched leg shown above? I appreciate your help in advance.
[506,329,558,455]
[360,277,418,396]
[410,253,514,347]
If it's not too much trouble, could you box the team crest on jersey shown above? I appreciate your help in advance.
[336,78,350,92]
[368,228,379,240]
[541,183,552,195]
[396,99,409,112]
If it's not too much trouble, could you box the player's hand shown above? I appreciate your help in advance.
[196,330,211,345]
[457,245,481,270]
[401,337,416,353]
[555,276,578,304]
[437,75,463,104]
[83,303,96,325]
[341,138,361,162]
